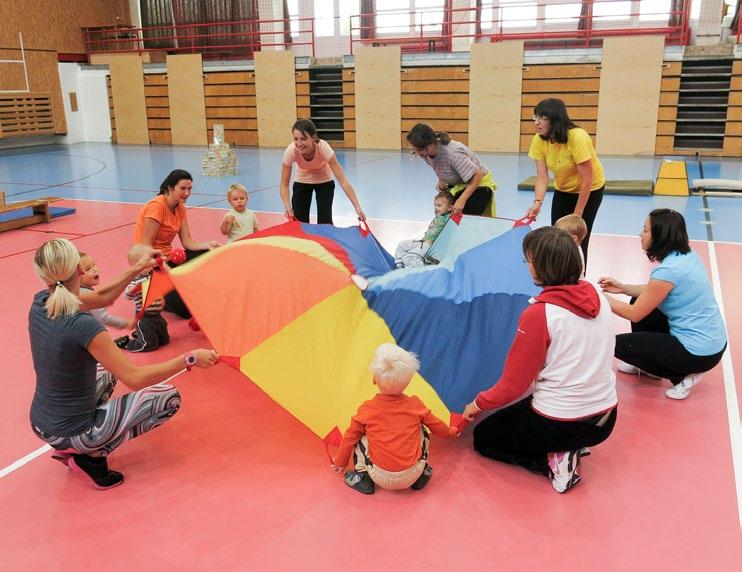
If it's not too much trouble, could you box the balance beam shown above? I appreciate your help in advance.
[0,191,64,232]
[517,177,654,196]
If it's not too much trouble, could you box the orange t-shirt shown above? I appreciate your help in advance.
[334,393,458,472]
[133,195,187,257]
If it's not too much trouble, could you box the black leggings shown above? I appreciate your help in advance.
[615,303,726,385]
[473,397,617,476]
[292,180,336,224]
[460,186,493,216]
[551,187,604,269]
[163,248,208,319]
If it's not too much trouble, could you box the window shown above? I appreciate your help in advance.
[480,2,494,30]
[377,0,411,34]
[593,0,631,21]
[544,1,582,26]
[339,0,360,36]
[414,0,445,32]
[287,0,300,38]
[639,0,671,21]
[500,0,537,28]
[691,0,701,20]
[314,0,335,37]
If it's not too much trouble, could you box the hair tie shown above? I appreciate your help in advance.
[55,280,63,287]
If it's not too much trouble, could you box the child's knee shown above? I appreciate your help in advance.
[161,385,181,411]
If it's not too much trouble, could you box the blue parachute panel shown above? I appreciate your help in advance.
[367,225,539,303]
[427,216,514,264]
[364,223,540,412]
[366,289,532,412]
[301,223,395,278]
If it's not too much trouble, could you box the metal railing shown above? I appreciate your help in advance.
[82,16,315,61]
[350,0,691,54]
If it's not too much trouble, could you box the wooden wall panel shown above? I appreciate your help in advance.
[255,51,296,147]
[596,36,665,155]
[295,69,310,123]
[520,64,600,151]
[203,71,257,145]
[0,48,67,134]
[0,93,54,136]
[111,69,258,146]
[0,0,129,53]
[655,62,680,154]
[401,66,468,148]
[166,54,207,146]
[468,41,523,152]
[341,68,355,148]
[109,55,148,144]
[723,61,742,157]
[355,46,401,149]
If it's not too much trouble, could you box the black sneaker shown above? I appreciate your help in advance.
[410,464,433,490]
[114,335,130,349]
[67,454,124,490]
[344,470,375,495]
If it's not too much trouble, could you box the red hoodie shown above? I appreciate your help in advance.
[475,280,617,420]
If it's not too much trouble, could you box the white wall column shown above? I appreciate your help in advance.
[695,0,725,45]
[57,63,112,144]
[451,0,476,52]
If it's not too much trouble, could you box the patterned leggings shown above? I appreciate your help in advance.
[32,370,181,456]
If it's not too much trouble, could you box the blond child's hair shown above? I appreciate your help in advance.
[33,238,82,319]
[555,214,587,244]
[369,343,420,395]
[227,183,248,200]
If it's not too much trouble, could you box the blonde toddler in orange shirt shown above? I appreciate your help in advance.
[332,343,459,495]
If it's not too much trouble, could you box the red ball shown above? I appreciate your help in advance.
[169,247,186,265]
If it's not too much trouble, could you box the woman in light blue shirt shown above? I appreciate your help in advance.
[599,209,726,400]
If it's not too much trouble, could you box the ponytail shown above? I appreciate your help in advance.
[33,239,82,319]
[406,123,451,149]
[436,131,451,145]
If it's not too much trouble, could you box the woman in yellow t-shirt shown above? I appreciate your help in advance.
[526,98,605,267]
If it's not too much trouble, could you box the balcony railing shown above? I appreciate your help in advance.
[350,0,691,54]
[82,16,315,61]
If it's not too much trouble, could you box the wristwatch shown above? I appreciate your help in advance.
[185,352,197,372]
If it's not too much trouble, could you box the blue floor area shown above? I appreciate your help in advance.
[0,142,740,242]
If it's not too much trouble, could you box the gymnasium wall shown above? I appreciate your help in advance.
[0,1,128,139]
[104,45,742,157]
[0,0,129,55]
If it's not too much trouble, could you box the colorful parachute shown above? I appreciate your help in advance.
[166,218,539,447]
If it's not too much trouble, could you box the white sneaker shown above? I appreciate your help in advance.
[616,361,661,379]
[547,450,581,493]
[665,373,704,400]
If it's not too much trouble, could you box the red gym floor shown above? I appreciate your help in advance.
[0,196,740,570]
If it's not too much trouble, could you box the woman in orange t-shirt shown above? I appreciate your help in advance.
[133,169,220,319]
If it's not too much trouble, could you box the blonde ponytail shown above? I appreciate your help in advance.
[33,239,82,319]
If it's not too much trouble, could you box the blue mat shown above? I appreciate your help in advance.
[0,206,76,224]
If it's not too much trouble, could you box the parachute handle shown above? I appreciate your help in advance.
[358,218,371,237]
[513,214,536,227]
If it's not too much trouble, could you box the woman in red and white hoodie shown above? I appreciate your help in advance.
[463,226,617,493]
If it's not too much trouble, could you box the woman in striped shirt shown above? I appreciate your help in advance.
[407,123,497,217]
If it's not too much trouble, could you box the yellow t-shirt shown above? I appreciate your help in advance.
[528,128,605,193]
